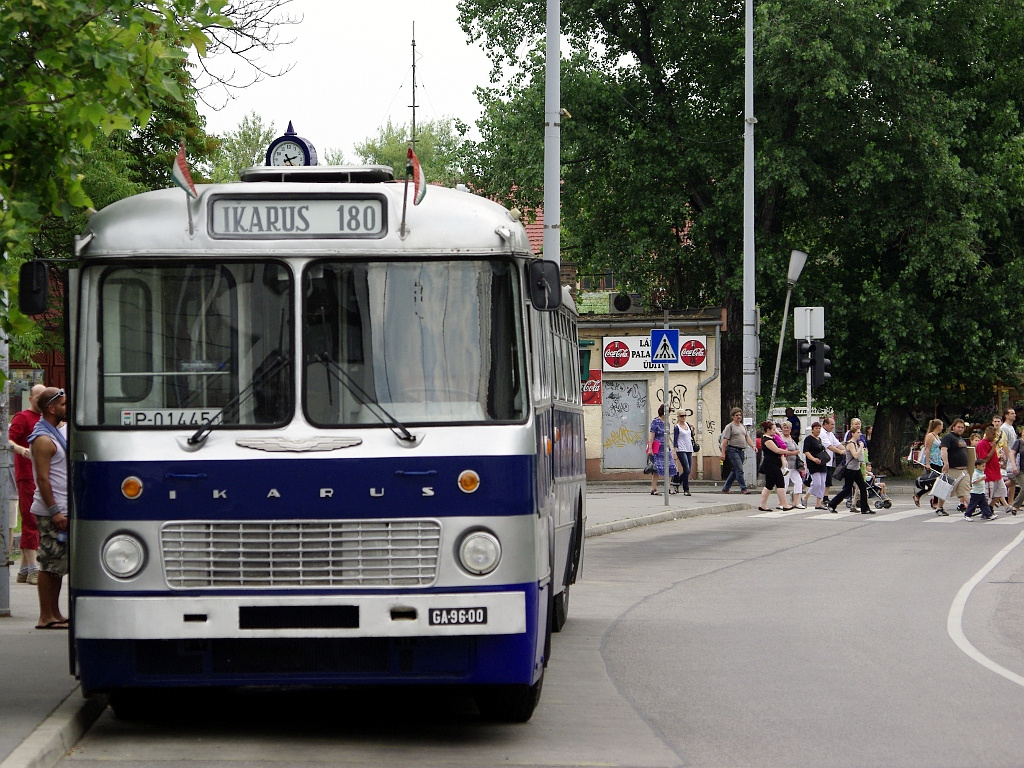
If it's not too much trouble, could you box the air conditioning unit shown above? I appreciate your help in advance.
[609,292,645,314]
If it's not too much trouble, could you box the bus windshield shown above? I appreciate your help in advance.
[76,262,293,428]
[303,259,526,426]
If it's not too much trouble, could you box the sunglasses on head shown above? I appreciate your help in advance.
[44,388,65,408]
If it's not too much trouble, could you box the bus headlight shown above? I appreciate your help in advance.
[458,530,501,575]
[101,534,147,579]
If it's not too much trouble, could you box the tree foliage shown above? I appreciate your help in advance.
[459,0,1024,471]
[207,111,277,181]
[354,118,472,186]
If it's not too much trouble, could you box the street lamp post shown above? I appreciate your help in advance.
[767,249,808,419]
[742,0,757,480]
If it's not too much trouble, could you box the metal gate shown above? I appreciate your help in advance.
[601,379,648,469]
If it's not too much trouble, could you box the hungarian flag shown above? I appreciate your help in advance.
[407,145,426,205]
[171,140,197,198]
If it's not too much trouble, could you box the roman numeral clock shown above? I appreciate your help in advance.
[266,121,318,167]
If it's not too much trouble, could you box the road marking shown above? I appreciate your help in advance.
[947,530,1024,689]
[870,509,939,522]
[806,510,859,519]
[750,509,808,518]
[988,515,1024,525]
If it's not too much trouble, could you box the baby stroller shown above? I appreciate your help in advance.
[845,471,893,510]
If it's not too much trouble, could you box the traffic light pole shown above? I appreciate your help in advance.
[805,334,813,432]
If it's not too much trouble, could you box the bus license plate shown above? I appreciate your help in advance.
[429,607,488,626]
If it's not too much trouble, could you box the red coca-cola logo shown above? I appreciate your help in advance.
[604,340,630,368]
[582,371,602,405]
[680,339,706,367]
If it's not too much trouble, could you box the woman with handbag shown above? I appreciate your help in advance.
[802,422,830,510]
[780,420,806,509]
[670,411,695,496]
[828,425,871,513]
[913,419,944,508]
[647,404,677,495]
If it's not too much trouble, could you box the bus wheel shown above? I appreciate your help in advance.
[551,584,570,633]
[475,675,544,723]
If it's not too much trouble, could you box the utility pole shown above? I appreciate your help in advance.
[543,0,561,266]
[742,0,758,480]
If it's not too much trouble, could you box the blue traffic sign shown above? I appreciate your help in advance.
[650,329,680,364]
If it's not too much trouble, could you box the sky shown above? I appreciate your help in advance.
[197,0,495,162]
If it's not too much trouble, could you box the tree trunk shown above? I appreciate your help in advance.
[871,404,912,475]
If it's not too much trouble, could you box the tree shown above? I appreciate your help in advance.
[208,112,277,181]
[459,0,1024,472]
[354,118,472,186]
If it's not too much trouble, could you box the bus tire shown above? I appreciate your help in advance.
[551,584,570,633]
[475,675,544,723]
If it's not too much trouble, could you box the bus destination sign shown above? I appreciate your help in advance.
[209,197,386,239]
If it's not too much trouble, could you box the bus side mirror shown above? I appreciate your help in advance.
[527,260,561,311]
[19,261,49,315]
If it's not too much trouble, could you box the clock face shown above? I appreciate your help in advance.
[269,140,307,166]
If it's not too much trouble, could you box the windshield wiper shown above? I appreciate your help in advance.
[187,350,291,446]
[313,352,417,444]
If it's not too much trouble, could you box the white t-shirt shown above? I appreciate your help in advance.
[820,429,842,467]
[1000,422,1017,466]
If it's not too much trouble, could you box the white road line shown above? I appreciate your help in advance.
[947,530,1024,689]
[749,509,808,518]
[806,510,859,519]
[870,509,940,522]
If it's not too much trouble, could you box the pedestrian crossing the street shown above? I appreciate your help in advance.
[749,504,1024,524]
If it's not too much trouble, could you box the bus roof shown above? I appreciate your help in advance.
[81,175,534,258]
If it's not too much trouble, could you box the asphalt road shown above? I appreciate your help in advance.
[52,500,1024,768]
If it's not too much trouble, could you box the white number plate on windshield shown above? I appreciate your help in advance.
[120,409,223,427]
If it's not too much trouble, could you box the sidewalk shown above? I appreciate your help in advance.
[0,478,912,768]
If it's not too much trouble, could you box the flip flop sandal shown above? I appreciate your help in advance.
[35,620,69,630]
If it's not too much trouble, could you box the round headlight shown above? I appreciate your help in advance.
[458,530,501,575]
[102,534,146,579]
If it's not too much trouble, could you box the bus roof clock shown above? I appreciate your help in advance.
[266,121,318,167]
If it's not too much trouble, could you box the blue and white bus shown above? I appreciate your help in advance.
[40,164,585,722]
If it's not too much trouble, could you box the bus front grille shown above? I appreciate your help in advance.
[160,520,441,588]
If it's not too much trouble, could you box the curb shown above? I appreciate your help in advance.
[0,688,106,768]
[586,502,753,538]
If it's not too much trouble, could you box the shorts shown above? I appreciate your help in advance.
[34,516,68,577]
[762,465,786,490]
[16,479,39,550]
[988,479,1007,499]
[825,465,835,487]
[949,469,971,501]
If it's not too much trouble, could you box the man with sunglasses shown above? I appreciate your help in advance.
[28,387,69,630]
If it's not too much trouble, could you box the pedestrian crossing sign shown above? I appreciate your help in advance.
[650,329,680,364]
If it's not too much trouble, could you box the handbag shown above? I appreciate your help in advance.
[643,456,657,474]
[833,460,847,482]
[931,473,955,500]
[693,441,700,453]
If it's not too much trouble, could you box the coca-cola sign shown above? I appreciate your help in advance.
[601,335,708,372]
[603,340,630,369]
[582,370,602,405]
[679,339,707,367]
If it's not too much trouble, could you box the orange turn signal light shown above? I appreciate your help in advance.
[458,470,481,494]
[121,476,143,499]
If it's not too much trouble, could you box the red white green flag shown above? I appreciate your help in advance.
[172,140,197,198]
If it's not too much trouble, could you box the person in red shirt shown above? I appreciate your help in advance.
[7,383,45,584]
[976,426,1003,504]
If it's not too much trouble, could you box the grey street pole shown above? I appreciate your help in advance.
[543,0,561,267]
[742,0,757,480]
[767,249,808,418]
[663,311,671,507]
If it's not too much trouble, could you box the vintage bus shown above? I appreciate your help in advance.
[30,164,586,722]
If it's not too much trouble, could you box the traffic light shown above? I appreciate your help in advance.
[812,343,832,387]
[798,341,815,372]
